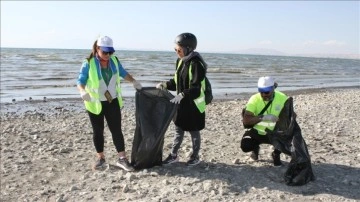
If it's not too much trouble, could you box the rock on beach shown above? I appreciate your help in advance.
[1,87,359,201]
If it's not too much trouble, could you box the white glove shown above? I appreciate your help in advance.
[132,80,142,90]
[262,114,278,122]
[156,82,167,90]
[170,93,184,104]
[80,90,91,101]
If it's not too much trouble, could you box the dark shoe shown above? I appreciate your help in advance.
[186,155,200,166]
[250,146,259,161]
[163,153,179,165]
[93,158,106,170]
[116,158,135,171]
[272,151,282,166]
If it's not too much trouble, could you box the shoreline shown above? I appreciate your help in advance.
[215,85,360,101]
[1,86,358,117]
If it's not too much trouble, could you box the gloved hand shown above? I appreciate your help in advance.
[156,82,167,90]
[132,80,142,90]
[80,90,91,101]
[170,93,184,104]
[262,114,278,122]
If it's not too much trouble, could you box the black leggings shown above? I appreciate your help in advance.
[87,98,125,153]
[240,128,281,154]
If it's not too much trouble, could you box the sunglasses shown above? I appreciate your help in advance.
[101,50,114,55]
[260,91,271,95]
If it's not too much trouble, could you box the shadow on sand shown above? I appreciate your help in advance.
[148,160,359,200]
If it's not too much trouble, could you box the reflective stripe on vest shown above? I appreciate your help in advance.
[84,56,123,115]
[253,91,287,135]
[174,60,206,113]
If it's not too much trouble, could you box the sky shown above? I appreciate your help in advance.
[1,1,359,57]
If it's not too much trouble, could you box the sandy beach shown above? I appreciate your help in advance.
[1,87,359,202]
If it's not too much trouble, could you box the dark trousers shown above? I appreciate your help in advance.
[87,98,125,153]
[240,128,281,155]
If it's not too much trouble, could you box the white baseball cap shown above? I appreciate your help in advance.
[97,36,115,52]
[258,76,275,92]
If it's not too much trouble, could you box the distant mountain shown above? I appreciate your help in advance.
[119,47,360,60]
[292,53,360,60]
[230,48,359,59]
[235,48,287,56]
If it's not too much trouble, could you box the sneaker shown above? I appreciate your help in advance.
[186,155,200,166]
[250,146,259,161]
[272,152,282,167]
[162,153,179,165]
[93,158,106,170]
[116,158,135,171]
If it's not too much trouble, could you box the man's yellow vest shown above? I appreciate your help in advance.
[84,56,123,115]
[174,60,206,113]
[251,91,287,135]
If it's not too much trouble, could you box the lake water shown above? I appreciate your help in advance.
[1,48,359,103]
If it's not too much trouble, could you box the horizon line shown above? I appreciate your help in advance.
[1,46,359,60]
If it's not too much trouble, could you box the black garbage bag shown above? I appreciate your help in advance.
[267,97,316,186]
[131,87,176,170]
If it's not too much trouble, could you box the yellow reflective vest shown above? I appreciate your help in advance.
[84,56,123,115]
[174,60,206,113]
[247,91,288,135]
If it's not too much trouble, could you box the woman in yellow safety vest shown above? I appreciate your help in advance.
[77,35,142,171]
[156,33,207,166]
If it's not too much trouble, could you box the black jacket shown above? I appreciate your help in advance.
[166,56,206,131]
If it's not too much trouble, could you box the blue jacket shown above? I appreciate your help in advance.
[77,54,128,86]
